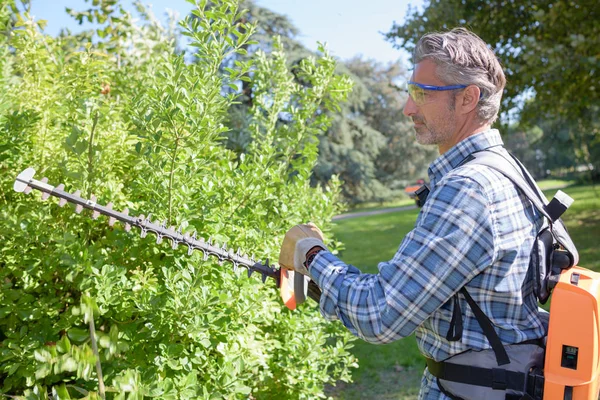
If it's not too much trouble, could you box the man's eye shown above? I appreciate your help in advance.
[415,90,427,101]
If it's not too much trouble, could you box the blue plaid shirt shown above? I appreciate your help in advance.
[309,129,548,399]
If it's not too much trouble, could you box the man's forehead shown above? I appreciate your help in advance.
[411,59,445,85]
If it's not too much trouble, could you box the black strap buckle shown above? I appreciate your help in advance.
[526,368,544,400]
[414,184,430,207]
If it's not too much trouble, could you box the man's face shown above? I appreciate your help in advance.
[402,59,459,150]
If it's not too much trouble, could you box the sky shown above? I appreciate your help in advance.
[29,0,424,65]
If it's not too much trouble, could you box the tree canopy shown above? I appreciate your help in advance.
[386,0,600,175]
[220,1,437,205]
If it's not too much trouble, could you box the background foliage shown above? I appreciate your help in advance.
[0,0,358,398]
[313,58,436,204]
[386,0,600,179]
[219,0,437,206]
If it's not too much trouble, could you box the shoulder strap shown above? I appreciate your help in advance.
[445,287,510,366]
[463,149,578,267]
[463,150,551,220]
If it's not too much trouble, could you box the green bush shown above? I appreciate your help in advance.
[0,1,356,398]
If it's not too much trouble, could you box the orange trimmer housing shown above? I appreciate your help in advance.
[279,269,310,310]
[544,266,600,399]
[279,269,297,310]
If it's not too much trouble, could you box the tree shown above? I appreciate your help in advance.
[386,0,600,174]
[314,58,436,204]
[503,124,546,179]
[219,1,437,205]
[219,0,316,153]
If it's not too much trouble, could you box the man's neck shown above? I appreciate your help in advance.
[439,121,492,155]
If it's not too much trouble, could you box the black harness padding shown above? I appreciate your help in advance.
[526,368,545,399]
[514,394,535,400]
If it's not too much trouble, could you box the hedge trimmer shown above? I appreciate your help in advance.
[14,167,321,310]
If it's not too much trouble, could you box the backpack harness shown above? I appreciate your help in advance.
[415,147,588,400]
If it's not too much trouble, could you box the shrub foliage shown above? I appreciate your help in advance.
[0,0,356,398]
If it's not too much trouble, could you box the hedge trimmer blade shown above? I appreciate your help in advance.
[14,167,322,306]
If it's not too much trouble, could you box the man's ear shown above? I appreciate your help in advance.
[459,85,480,115]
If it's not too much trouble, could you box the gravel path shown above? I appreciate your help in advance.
[332,205,418,221]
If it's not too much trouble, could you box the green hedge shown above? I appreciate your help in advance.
[0,1,356,398]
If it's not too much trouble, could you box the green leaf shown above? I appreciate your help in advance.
[67,328,89,343]
[98,334,111,349]
[37,19,48,30]
[7,362,21,376]
[34,349,51,363]
[56,336,72,353]
[74,140,87,155]
[53,384,72,399]
[35,363,51,379]
[66,126,82,147]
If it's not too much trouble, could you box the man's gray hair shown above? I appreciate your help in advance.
[413,28,506,124]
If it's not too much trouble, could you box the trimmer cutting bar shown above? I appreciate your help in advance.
[13,168,281,285]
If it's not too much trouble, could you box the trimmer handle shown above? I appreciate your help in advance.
[279,269,321,310]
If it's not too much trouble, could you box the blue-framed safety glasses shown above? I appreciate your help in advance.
[406,81,467,105]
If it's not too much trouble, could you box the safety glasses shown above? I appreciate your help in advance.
[406,81,467,106]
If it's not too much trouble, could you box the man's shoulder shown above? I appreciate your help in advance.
[438,162,502,190]
[450,161,509,184]
[425,170,491,212]
[431,161,522,211]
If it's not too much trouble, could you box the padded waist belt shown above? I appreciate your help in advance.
[425,357,526,391]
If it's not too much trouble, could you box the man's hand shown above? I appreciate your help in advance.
[279,223,327,275]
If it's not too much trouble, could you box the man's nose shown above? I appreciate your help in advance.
[403,96,418,117]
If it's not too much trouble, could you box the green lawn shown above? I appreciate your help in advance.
[557,184,600,271]
[326,182,600,399]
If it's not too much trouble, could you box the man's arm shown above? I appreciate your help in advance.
[309,175,496,344]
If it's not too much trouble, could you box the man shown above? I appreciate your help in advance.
[279,28,547,399]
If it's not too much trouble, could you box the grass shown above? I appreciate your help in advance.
[326,182,600,399]
[557,184,600,271]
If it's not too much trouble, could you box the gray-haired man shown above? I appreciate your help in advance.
[280,28,547,399]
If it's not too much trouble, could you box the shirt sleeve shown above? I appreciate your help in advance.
[308,174,497,344]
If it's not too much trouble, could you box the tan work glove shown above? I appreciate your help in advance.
[279,223,327,275]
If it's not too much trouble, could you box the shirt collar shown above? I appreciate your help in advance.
[427,129,504,188]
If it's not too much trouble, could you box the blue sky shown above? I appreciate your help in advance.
[29,0,424,65]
